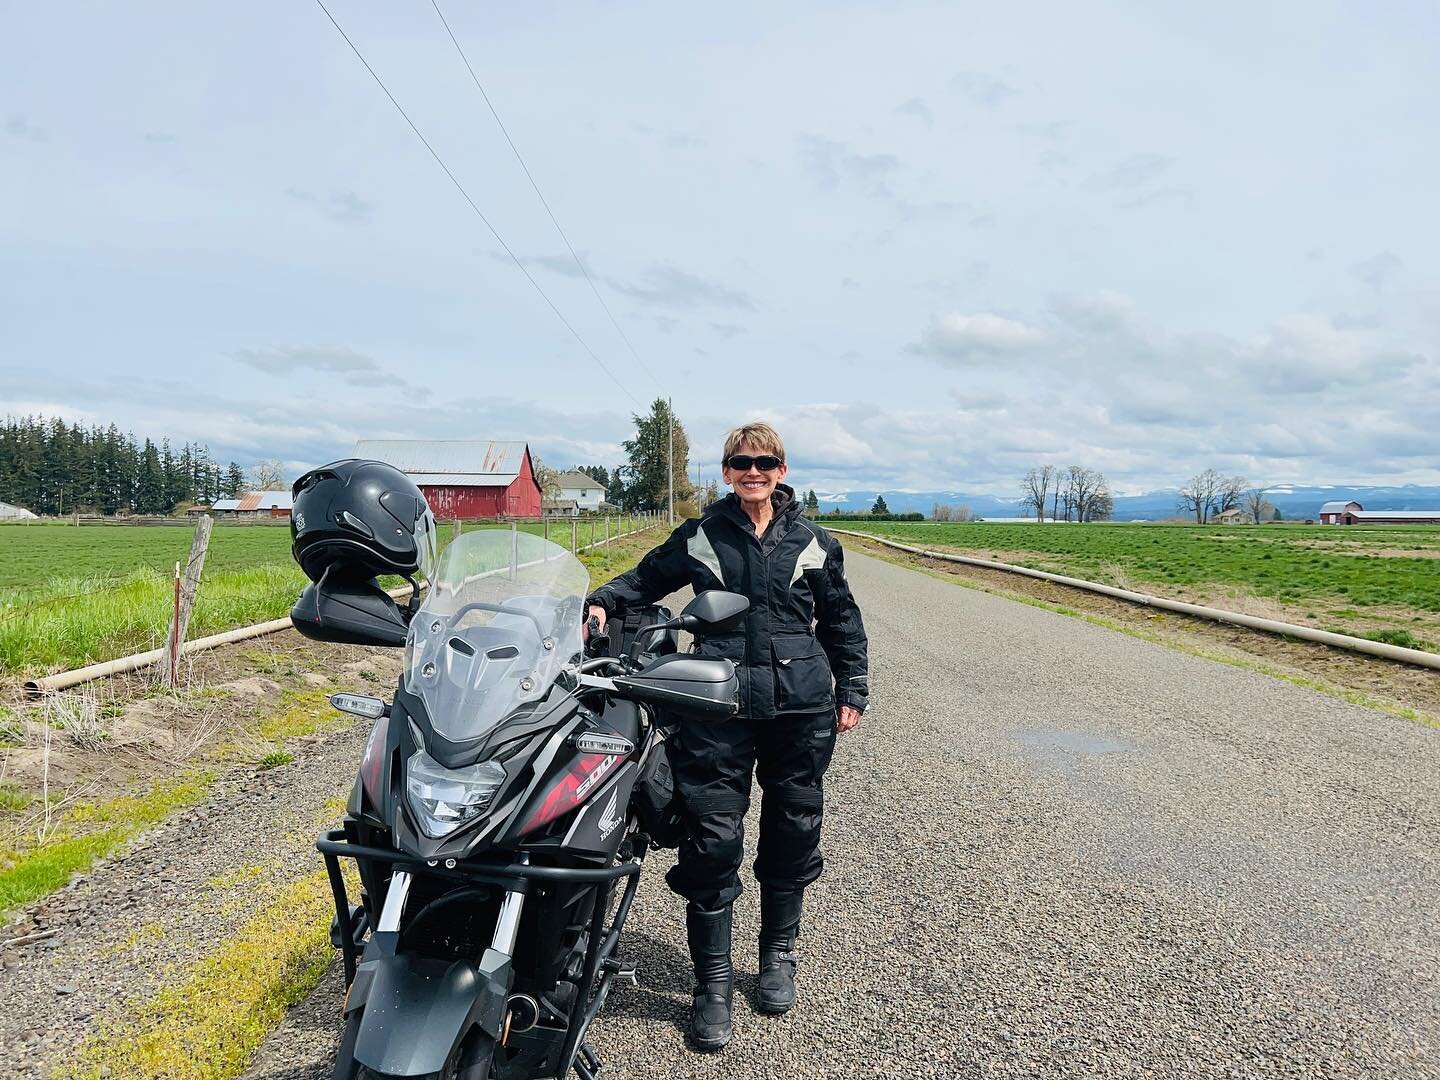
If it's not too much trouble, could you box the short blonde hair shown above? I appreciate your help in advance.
[721,422,785,464]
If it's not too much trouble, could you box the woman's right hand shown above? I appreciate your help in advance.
[584,604,608,642]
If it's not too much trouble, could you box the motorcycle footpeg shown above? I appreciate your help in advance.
[602,957,639,987]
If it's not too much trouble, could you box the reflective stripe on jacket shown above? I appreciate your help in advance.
[586,484,869,719]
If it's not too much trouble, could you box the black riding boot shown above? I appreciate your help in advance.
[686,903,734,1050]
[757,888,803,1014]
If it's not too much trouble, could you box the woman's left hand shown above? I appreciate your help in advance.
[837,705,862,734]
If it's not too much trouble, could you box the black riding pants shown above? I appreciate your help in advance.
[664,710,837,911]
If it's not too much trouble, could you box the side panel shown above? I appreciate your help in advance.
[560,762,639,858]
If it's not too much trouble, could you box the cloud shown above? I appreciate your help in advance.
[1100,153,1171,189]
[653,315,678,334]
[710,322,746,339]
[1351,251,1403,292]
[915,313,1049,361]
[231,345,406,388]
[1117,186,1192,210]
[841,277,860,290]
[951,70,1019,108]
[632,123,705,150]
[894,98,934,128]
[797,135,903,196]
[5,114,48,142]
[606,262,758,311]
[140,131,176,144]
[285,188,373,225]
[491,250,587,279]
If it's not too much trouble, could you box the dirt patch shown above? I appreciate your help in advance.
[848,538,1440,723]
[0,632,403,860]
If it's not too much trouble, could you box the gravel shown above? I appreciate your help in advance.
[0,654,402,1078]
[83,549,1440,1077]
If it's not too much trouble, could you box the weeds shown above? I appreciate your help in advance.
[257,750,293,770]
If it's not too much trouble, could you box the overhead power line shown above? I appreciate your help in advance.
[313,0,642,408]
[428,0,666,396]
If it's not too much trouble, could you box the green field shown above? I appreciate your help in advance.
[0,517,655,674]
[839,521,1440,652]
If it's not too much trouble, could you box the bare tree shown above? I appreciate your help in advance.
[1243,487,1275,525]
[932,503,953,522]
[1089,489,1115,521]
[1020,466,1055,522]
[1178,468,1249,524]
[249,459,286,491]
[1178,468,1220,523]
[531,457,562,499]
[956,504,974,523]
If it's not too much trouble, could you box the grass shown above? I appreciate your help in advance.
[854,539,1440,731]
[0,773,213,917]
[842,521,1440,652]
[66,867,345,1080]
[257,750,294,769]
[1,516,659,674]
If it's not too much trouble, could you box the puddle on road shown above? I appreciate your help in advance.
[1014,729,1135,755]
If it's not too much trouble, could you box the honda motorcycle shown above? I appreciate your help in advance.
[292,528,747,1079]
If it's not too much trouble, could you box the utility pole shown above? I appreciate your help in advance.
[667,396,675,527]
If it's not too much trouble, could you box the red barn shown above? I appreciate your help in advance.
[352,440,542,519]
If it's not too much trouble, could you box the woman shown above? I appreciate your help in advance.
[585,422,868,1050]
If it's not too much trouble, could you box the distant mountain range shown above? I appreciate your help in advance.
[812,484,1440,522]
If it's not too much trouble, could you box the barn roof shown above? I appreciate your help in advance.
[1319,500,1361,514]
[353,440,529,488]
[1351,510,1440,521]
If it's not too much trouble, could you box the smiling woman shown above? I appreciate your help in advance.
[583,420,869,1049]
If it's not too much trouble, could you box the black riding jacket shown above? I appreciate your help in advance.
[587,485,869,719]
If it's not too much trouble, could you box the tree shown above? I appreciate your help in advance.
[250,459,286,491]
[804,489,820,514]
[1178,469,1248,524]
[932,503,952,522]
[576,464,611,491]
[871,494,889,515]
[621,398,692,513]
[532,456,562,499]
[1020,466,1055,522]
[1244,487,1275,525]
[1063,466,1112,522]
[955,504,974,522]
[223,462,247,498]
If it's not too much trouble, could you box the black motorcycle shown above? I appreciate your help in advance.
[292,528,746,1079]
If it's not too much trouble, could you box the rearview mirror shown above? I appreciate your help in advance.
[291,573,410,647]
[677,590,749,634]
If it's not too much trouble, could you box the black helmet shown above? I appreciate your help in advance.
[291,459,438,583]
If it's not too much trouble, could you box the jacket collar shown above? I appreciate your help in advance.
[706,484,800,540]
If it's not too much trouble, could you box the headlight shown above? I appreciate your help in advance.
[406,751,507,838]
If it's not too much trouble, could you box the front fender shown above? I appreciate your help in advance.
[348,948,512,1076]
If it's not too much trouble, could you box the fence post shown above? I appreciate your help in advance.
[160,513,213,690]
[543,518,549,545]
[571,518,577,554]
[605,517,610,546]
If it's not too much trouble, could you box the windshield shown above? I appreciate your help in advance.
[405,529,590,742]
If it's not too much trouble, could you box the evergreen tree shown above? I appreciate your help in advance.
[871,494,889,515]
[223,462,247,498]
[620,399,693,513]
[804,489,820,513]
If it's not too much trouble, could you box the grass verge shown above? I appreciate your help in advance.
[65,867,346,1079]
[0,773,212,916]
[853,539,1440,731]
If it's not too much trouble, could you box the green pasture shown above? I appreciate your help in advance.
[0,517,655,674]
[842,521,1440,651]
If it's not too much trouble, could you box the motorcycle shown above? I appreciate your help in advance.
[291,528,747,1079]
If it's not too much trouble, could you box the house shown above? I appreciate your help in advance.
[209,492,293,518]
[542,498,580,518]
[1215,507,1245,523]
[354,440,542,519]
[1319,500,1440,525]
[554,471,607,513]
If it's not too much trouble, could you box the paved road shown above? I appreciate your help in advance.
[251,547,1440,1078]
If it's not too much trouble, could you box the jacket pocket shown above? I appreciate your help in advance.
[771,634,834,713]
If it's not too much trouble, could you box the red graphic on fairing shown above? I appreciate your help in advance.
[520,752,620,834]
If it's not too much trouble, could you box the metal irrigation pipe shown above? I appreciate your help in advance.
[830,528,1440,673]
[23,515,669,697]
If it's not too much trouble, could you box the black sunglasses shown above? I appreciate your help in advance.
[725,454,783,472]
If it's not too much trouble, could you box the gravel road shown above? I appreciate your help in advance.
[232,548,1440,1077]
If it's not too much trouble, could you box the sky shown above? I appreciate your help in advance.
[2,1,1437,498]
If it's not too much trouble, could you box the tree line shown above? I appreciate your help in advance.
[1019,465,1115,522]
[1177,469,1278,524]
[0,416,248,516]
